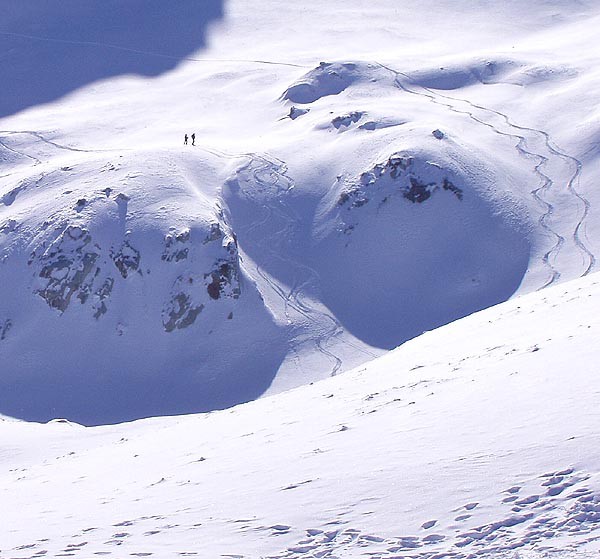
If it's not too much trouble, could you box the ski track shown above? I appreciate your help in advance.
[376,63,595,289]
[0,135,42,166]
[233,153,353,376]
[0,128,116,179]
[202,141,378,372]
[198,144,348,376]
[0,30,310,69]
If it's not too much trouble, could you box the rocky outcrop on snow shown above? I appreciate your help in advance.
[28,220,144,318]
[0,318,11,341]
[32,224,101,312]
[282,61,390,104]
[332,111,363,129]
[110,238,141,279]
[338,152,463,215]
[162,226,240,332]
[92,277,114,320]
[0,149,287,423]
[162,229,190,262]
[26,212,243,331]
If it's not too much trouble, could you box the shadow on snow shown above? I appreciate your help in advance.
[0,0,224,118]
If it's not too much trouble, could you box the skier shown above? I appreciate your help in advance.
[184,133,188,145]
[191,133,196,146]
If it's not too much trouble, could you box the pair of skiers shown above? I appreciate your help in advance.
[184,133,195,146]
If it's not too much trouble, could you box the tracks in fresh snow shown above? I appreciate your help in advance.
[6,467,599,558]
[0,130,117,206]
[0,135,42,167]
[378,63,595,290]
[0,30,309,69]
[229,153,368,376]
[262,468,600,559]
[204,144,350,376]
[0,129,108,154]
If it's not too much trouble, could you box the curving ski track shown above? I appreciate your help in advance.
[377,62,595,289]
[0,135,42,166]
[0,129,114,155]
[218,148,380,376]
[506,123,594,277]
[234,154,346,376]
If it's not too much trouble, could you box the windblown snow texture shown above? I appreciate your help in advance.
[1,0,600,556]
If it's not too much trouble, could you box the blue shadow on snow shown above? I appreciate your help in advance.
[0,0,223,118]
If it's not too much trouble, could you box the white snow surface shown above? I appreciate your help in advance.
[1,0,600,556]
[2,272,600,558]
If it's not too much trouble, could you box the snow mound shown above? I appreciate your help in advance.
[310,137,531,349]
[0,149,286,425]
[406,58,579,91]
[282,61,391,104]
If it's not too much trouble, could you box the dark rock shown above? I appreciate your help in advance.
[111,240,140,279]
[338,151,462,214]
[163,292,204,332]
[203,223,222,244]
[338,191,351,205]
[205,259,241,301]
[0,319,12,341]
[332,111,362,129]
[442,178,463,200]
[403,177,433,203]
[38,251,99,312]
[163,229,190,262]
[288,106,310,120]
[93,277,115,320]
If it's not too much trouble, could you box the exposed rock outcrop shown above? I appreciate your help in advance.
[34,225,100,312]
[338,152,463,212]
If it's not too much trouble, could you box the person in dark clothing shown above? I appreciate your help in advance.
[191,133,195,146]
[184,133,188,145]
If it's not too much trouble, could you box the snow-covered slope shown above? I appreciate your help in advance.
[1,1,600,556]
[3,0,599,423]
[2,272,600,558]
[0,145,288,424]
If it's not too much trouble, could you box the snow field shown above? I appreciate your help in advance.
[2,1,600,556]
[1,272,600,557]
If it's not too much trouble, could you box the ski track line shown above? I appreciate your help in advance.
[203,144,377,365]
[243,155,344,376]
[235,153,377,374]
[262,155,379,365]
[0,30,310,69]
[509,122,595,276]
[228,155,330,362]
[431,85,595,279]
[0,136,42,166]
[377,62,595,288]
[0,129,116,155]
